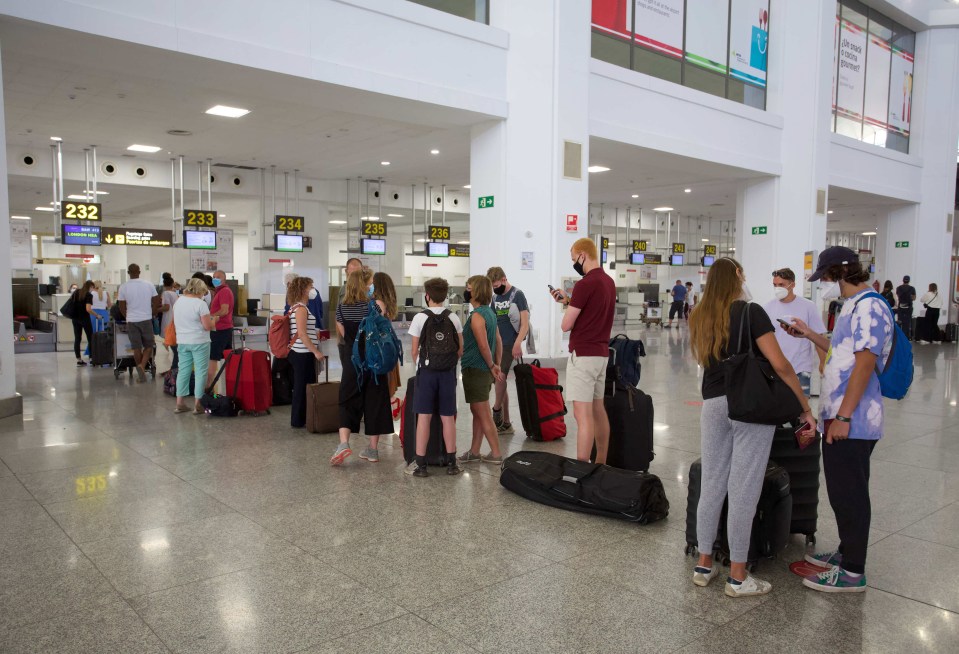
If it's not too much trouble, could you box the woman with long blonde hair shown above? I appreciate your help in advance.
[688,257,815,598]
[372,271,402,402]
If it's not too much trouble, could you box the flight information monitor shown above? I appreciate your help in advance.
[361,238,386,255]
[275,234,304,253]
[427,242,449,257]
[184,230,217,250]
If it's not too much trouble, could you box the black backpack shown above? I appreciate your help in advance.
[418,309,459,371]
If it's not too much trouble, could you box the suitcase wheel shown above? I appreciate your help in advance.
[805,534,816,547]
[684,544,696,556]
[114,368,121,379]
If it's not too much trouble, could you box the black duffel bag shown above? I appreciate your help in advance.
[200,351,241,417]
[500,451,669,524]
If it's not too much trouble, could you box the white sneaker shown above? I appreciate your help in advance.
[724,575,772,598]
[692,566,719,587]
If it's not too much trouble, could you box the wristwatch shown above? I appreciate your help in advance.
[835,415,852,423]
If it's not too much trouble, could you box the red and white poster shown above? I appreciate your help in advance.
[864,36,891,130]
[592,0,632,40]
[566,214,579,233]
[633,0,684,59]
[887,47,914,136]
[836,18,867,121]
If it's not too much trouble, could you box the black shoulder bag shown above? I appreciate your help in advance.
[200,351,243,417]
[722,303,802,425]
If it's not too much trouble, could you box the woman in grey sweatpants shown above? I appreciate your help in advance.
[689,258,816,598]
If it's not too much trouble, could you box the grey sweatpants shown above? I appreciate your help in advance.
[696,396,775,562]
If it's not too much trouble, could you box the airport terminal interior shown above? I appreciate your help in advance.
[1,0,959,652]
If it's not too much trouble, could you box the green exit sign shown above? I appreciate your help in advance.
[478,196,494,209]
[751,226,768,235]
[895,241,910,248]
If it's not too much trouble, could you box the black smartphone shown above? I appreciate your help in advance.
[777,318,793,330]
[548,284,556,292]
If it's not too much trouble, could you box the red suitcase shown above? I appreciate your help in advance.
[223,349,272,415]
[513,359,567,441]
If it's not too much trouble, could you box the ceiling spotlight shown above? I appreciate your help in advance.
[684,188,692,193]
[328,220,347,225]
[631,194,639,198]
[205,105,250,118]
[430,149,440,155]
[587,165,611,173]
[127,144,162,153]
[380,161,391,166]
[653,206,674,212]
[463,185,471,189]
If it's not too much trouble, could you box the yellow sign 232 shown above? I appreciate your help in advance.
[63,201,101,221]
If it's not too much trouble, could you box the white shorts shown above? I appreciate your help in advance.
[566,353,606,402]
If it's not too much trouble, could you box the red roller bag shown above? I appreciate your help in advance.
[223,349,272,415]
[513,359,567,442]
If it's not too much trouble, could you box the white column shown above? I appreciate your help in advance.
[0,43,21,416]
[470,0,591,357]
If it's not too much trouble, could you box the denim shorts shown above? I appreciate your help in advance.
[413,368,457,416]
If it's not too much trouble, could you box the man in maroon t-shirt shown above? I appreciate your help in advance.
[550,238,616,463]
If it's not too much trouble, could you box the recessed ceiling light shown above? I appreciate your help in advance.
[827,210,834,214]
[430,149,440,155]
[328,220,347,225]
[35,206,55,212]
[702,238,709,242]
[458,241,470,245]
[50,136,62,142]
[205,105,250,118]
[862,231,877,236]
[607,242,616,247]
[11,216,30,220]
[387,213,403,218]
[66,194,89,200]
[416,238,427,243]
[587,165,610,173]
[463,185,471,189]
[127,144,162,153]
[631,194,639,198]
[684,188,692,193]
[380,161,391,166]
[653,206,674,212]
[360,216,379,221]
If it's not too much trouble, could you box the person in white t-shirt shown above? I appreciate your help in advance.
[117,263,159,383]
[764,267,827,396]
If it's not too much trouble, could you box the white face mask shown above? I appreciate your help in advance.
[740,282,753,302]
[773,287,790,301]
[308,287,318,300]
[819,281,840,300]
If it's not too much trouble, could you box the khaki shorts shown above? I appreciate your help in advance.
[566,353,606,402]
[462,367,493,404]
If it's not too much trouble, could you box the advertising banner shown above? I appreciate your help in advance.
[685,0,729,73]
[633,0,684,59]
[836,18,867,121]
[10,219,31,270]
[592,0,632,40]
[729,0,769,87]
[190,228,234,272]
[864,36,891,129]
[887,47,914,136]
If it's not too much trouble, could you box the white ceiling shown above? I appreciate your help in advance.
[827,185,912,233]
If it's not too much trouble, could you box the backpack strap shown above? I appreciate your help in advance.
[852,291,895,376]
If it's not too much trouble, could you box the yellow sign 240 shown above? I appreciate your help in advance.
[429,225,451,240]
[363,221,387,237]
[276,215,304,232]
[63,201,101,221]
[184,210,217,227]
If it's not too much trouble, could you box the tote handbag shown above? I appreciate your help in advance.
[722,303,802,425]
[200,351,242,417]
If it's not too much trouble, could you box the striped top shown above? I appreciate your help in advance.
[336,301,373,348]
[289,303,318,353]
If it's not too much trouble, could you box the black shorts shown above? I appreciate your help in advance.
[413,368,457,416]
[210,329,233,361]
[338,364,394,435]
[669,301,685,319]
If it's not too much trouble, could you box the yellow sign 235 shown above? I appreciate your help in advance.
[184,210,217,227]
[363,221,387,236]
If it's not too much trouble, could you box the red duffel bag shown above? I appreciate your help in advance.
[513,359,567,442]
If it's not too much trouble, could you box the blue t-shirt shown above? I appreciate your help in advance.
[820,289,893,440]
[672,284,687,303]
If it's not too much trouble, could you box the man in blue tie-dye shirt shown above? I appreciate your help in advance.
[782,246,892,595]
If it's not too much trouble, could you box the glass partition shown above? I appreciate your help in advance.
[591,0,770,110]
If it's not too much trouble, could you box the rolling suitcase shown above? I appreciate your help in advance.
[223,349,272,415]
[770,426,821,545]
[513,359,567,441]
[500,451,669,524]
[685,459,792,568]
[306,362,339,434]
[399,375,450,465]
[90,331,113,366]
[271,357,294,406]
[602,381,655,471]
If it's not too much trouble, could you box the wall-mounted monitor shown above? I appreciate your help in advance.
[670,254,684,266]
[361,238,386,255]
[702,255,715,267]
[602,250,608,263]
[427,242,449,257]
[630,252,645,265]
[61,224,101,246]
[275,234,303,253]
[183,230,217,250]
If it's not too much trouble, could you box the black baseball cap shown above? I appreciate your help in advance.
[808,246,859,282]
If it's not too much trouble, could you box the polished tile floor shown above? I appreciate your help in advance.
[2,328,958,653]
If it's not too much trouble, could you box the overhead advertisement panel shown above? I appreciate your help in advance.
[685,0,729,74]
[887,47,914,136]
[864,35,891,131]
[592,0,632,40]
[836,18,867,122]
[729,0,769,87]
[633,0,684,59]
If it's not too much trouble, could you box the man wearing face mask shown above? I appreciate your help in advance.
[207,270,235,391]
[550,238,616,463]
[487,267,530,435]
[764,268,826,396]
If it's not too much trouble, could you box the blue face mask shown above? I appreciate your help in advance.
[212,278,222,288]
[367,283,375,298]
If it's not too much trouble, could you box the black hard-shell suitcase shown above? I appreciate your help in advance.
[401,376,450,466]
[685,459,792,567]
[90,331,113,366]
[602,382,655,471]
[500,451,669,524]
[770,426,821,545]
[271,357,293,406]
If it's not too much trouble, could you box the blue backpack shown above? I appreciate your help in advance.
[351,300,403,386]
[854,292,913,400]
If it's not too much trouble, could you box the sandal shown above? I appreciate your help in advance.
[174,405,190,414]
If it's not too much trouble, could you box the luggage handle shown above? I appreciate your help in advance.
[317,358,329,384]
